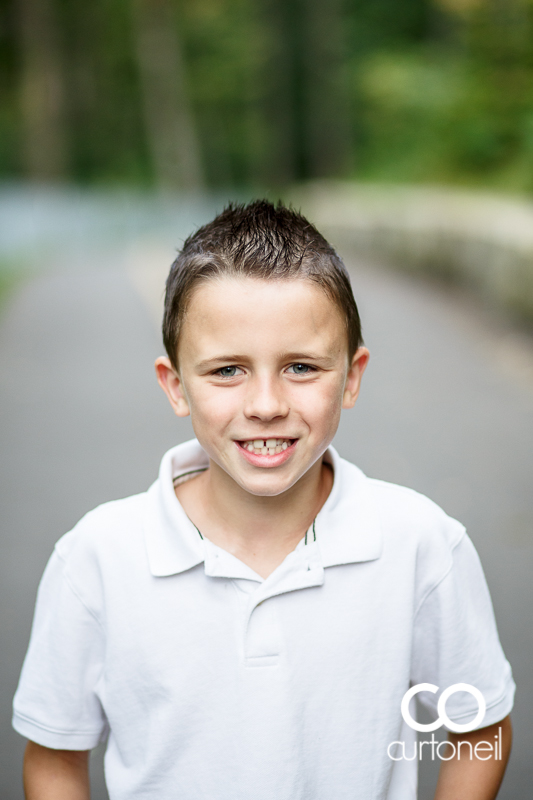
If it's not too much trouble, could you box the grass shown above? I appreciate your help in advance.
[0,259,29,313]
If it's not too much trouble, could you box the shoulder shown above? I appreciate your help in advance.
[365,475,468,600]
[333,451,467,593]
[368,477,465,549]
[330,448,465,547]
[56,491,148,559]
[334,449,465,549]
[52,490,151,611]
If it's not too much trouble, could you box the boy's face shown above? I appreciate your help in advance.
[156,276,368,497]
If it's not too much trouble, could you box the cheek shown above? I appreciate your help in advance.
[188,384,242,427]
[290,377,344,424]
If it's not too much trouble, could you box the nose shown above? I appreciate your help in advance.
[243,373,289,422]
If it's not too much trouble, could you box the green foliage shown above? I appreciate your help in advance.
[355,0,533,190]
[0,257,28,313]
[0,0,21,176]
[181,0,263,186]
[2,0,533,191]
[58,0,150,184]
[346,0,432,52]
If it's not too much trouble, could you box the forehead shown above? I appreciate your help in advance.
[179,276,347,362]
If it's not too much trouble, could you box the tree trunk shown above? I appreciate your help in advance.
[132,0,204,191]
[259,0,351,184]
[15,0,69,180]
[300,0,352,179]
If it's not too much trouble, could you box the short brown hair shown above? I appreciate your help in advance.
[163,200,363,370]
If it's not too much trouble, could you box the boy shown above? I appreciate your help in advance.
[14,201,514,799]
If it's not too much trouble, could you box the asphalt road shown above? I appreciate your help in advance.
[1,250,532,799]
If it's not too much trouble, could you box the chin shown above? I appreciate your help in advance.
[238,475,298,498]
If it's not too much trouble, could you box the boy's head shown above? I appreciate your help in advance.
[162,200,363,372]
[156,200,369,497]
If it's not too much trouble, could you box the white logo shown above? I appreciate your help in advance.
[401,683,486,734]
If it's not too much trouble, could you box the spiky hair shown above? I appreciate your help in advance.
[162,200,362,369]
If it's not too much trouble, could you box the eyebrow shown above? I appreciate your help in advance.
[196,352,334,370]
[196,355,249,370]
[279,352,332,363]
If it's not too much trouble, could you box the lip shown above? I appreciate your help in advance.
[235,439,297,468]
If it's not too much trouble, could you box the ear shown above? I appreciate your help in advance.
[155,357,190,417]
[342,347,370,409]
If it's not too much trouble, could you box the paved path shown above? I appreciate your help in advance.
[1,250,532,799]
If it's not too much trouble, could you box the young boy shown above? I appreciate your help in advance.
[14,201,514,799]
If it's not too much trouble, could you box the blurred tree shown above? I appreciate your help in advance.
[289,0,351,180]
[438,0,533,187]
[436,0,484,15]
[59,0,149,184]
[250,0,351,185]
[132,0,203,189]
[2,0,533,191]
[14,0,69,180]
[246,0,298,186]
[353,0,533,190]
[0,0,19,175]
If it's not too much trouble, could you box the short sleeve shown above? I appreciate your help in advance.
[411,533,515,731]
[12,548,108,750]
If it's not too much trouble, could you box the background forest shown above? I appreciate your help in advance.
[1,0,533,193]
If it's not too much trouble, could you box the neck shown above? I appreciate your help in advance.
[175,455,333,578]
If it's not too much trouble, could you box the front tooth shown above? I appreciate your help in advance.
[261,447,268,455]
[266,438,276,448]
[268,447,275,455]
[253,439,264,448]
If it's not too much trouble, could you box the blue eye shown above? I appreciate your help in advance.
[288,363,312,375]
[217,366,239,378]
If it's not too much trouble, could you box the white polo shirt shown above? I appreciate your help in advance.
[13,440,515,800]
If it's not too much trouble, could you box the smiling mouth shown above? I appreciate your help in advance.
[238,438,296,456]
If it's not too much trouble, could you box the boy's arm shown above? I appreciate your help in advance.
[23,741,90,800]
[433,715,512,800]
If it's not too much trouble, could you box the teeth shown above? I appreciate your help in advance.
[242,438,293,454]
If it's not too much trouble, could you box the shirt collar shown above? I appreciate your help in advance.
[143,439,382,578]
[316,445,383,567]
